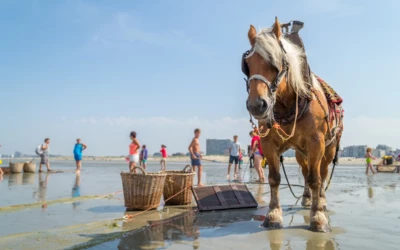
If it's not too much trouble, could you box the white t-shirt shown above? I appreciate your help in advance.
[230,141,241,156]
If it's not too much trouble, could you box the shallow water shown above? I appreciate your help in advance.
[1,160,400,249]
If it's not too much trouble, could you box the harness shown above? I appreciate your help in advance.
[242,39,311,130]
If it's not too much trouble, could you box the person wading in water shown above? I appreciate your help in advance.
[73,138,87,173]
[188,128,204,186]
[128,131,140,173]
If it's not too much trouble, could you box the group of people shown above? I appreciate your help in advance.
[128,128,204,186]
[365,148,400,175]
[226,130,265,182]
[33,138,87,173]
[1,128,264,187]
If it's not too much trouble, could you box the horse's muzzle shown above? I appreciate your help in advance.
[246,97,268,118]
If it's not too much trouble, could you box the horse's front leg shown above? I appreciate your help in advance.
[262,154,282,228]
[307,134,330,232]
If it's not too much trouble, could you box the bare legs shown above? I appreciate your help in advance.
[254,154,265,182]
[75,160,82,173]
[193,165,204,186]
[227,163,232,179]
[160,159,166,171]
[366,163,376,175]
[129,162,137,173]
[39,162,52,172]
[227,162,239,179]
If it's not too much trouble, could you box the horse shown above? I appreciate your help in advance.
[242,17,343,232]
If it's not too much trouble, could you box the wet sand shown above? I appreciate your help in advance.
[0,160,399,249]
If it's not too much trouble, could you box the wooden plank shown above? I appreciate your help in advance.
[231,184,245,205]
[213,186,227,207]
[192,184,258,212]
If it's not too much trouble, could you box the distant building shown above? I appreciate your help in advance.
[342,145,367,158]
[376,144,393,155]
[206,139,231,155]
[372,149,385,158]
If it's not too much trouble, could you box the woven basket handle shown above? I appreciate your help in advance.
[133,166,147,175]
[183,165,194,173]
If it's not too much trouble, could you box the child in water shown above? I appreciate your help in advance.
[365,148,377,175]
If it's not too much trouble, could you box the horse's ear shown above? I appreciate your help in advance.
[248,25,257,46]
[272,16,282,40]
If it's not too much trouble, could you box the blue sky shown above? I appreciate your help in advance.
[1,0,399,156]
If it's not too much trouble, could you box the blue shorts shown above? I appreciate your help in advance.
[229,155,239,164]
[191,153,202,166]
[74,154,82,161]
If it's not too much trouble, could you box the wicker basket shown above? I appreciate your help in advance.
[23,162,36,173]
[163,165,195,205]
[10,162,24,173]
[120,166,167,211]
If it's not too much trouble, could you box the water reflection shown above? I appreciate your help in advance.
[23,173,35,185]
[367,176,374,200]
[8,173,23,186]
[118,208,339,250]
[72,173,81,208]
[33,173,50,203]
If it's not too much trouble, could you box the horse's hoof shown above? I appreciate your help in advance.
[262,208,283,229]
[262,219,283,229]
[301,197,312,207]
[309,211,330,233]
[309,222,331,233]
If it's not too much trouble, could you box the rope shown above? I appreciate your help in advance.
[280,155,302,199]
[241,159,251,180]
[273,92,299,141]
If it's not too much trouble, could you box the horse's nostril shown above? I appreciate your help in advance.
[261,99,268,110]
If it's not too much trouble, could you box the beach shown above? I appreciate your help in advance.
[0,160,399,249]
[3,156,374,166]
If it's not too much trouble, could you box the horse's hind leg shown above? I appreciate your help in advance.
[320,143,337,211]
[308,134,330,232]
[295,151,311,207]
[262,154,283,228]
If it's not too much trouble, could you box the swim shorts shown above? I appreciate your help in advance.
[229,155,239,164]
[191,153,201,166]
[129,154,139,163]
[40,154,49,164]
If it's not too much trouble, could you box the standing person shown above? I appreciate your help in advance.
[188,128,204,186]
[128,131,140,173]
[140,145,148,169]
[250,131,265,182]
[365,148,377,175]
[160,145,167,170]
[38,138,52,172]
[73,138,87,173]
[227,135,241,180]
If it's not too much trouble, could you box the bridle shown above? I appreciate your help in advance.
[241,40,289,95]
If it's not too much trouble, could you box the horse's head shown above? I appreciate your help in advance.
[243,17,296,122]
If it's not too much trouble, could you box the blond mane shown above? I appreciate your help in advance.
[253,28,309,97]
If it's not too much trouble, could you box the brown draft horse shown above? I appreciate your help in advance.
[243,18,343,232]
